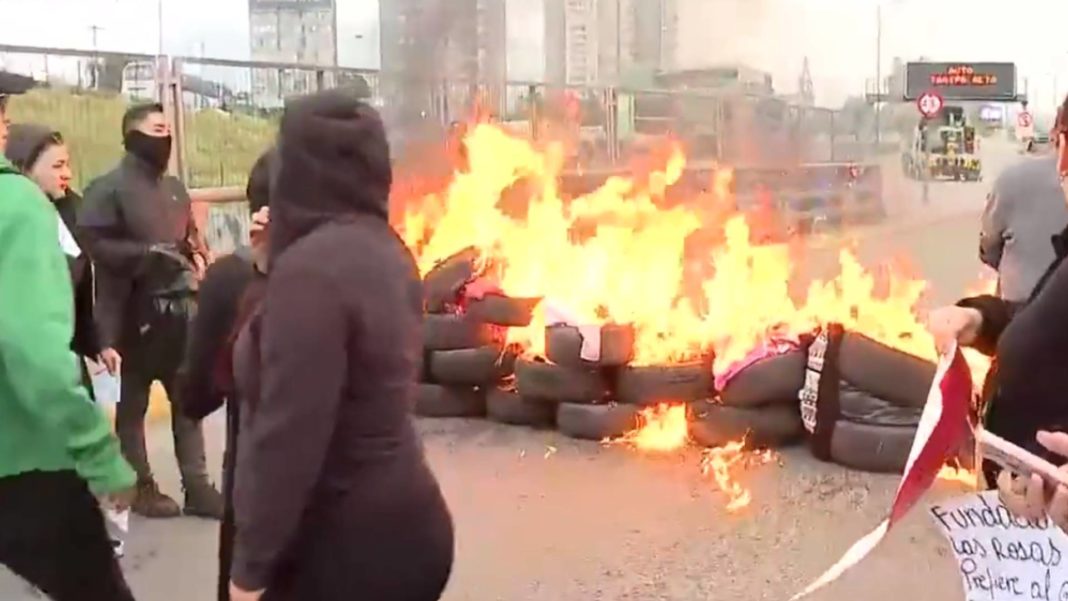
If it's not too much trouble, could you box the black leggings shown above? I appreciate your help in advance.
[0,471,135,601]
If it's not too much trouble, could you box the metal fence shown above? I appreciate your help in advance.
[1,43,872,252]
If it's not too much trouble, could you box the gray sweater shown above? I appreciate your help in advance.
[980,154,1068,302]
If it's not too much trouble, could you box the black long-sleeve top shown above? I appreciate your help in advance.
[958,225,1068,467]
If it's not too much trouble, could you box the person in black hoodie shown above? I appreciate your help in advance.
[181,148,272,601]
[5,124,121,383]
[928,96,1068,491]
[228,91,454,601]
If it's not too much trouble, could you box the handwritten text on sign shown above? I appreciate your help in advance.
[929,492,1068,601]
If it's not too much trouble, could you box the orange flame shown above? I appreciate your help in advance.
[612,403,691,452]
[399,123,944,370]
[936,460,979,488]
[698,440,777,512]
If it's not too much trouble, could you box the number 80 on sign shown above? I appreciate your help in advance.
[917,91,944,119]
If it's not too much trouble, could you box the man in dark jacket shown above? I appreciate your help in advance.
[79,102,223,519]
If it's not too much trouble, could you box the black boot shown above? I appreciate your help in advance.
[184,479,225,520]
[131,479,182,519]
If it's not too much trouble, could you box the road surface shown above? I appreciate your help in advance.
[1,140,1033,601]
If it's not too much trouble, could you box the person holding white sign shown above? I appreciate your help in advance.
[927,95,1068,488]
[996,430,1068,533]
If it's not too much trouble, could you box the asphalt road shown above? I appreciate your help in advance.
[1,140,1032,601]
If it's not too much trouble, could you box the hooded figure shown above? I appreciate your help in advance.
[181,147,273,601]
[229,92,454,600]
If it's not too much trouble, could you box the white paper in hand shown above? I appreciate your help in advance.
[86,358,121,406]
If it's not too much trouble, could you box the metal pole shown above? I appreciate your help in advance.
[158,0,164,56]
[874,3,882,145]
[616,0,622,83]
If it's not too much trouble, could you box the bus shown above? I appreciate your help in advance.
[120,61,159,102]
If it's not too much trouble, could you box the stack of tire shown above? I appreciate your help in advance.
[799,324,939,474]
[414,248,548,427]
[693,349,809,449]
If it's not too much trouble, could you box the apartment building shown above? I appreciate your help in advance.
[545,0,676,86]
[248,0,338,106]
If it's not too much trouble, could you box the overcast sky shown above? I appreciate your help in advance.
[0,0,1065,110]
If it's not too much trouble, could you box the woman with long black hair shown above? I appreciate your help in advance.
[228,91,454,601]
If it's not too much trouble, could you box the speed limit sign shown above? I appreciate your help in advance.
[917,91,944,119]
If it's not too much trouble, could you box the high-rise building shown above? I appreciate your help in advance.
[248,0,338,106]
[545,0,676,86]
[379,0,507,122]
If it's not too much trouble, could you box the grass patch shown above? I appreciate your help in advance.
[8,88,276,189]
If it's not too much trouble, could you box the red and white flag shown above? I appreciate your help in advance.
[790,342,974,600]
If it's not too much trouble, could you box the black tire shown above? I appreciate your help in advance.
[556,403,640,441]
[615,359,713,406]
[423,247,480,313]
[486,388,556,428]
[718,351,807,408]
[828,420,916,474]
[838,332,935,409]
[514,357,609,404]
[427,346,517,386]
[466,294,542,327]
[423,313,498,351]
[544,324,635,368]
[689,401,804,448]
[413,384,486,418]
[838,383,921,427]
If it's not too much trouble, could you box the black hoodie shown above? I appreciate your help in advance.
[230,92,453,599]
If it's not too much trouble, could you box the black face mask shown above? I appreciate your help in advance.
[123,131,172,174]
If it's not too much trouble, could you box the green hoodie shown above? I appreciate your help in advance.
[0,155,134,495]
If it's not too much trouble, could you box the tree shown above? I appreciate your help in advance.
[841,95,875,139]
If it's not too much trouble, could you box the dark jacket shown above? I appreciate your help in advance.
[959,224,1068,476]
[230,92,453,600]
[77,154,208,348]
[181,147,274,601]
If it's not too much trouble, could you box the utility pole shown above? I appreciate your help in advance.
[89,25,104,89]
[874,3,882,145]
[616,0,623,83]
[157,0,164,56]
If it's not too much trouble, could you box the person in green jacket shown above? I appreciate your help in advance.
[0,72,138,601]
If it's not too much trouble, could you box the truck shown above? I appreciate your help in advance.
[901,105,982,182]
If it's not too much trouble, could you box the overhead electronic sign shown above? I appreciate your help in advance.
[904,62,1017,101]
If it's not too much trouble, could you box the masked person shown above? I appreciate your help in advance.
[6,124,122,387]
[181,148,272,601]
[0,72,137,601]
[79,103,222,519]
[229,92,453,601]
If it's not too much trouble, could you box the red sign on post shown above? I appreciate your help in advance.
[917,91,944,119]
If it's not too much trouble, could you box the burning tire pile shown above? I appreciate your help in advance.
[413,247,954,476]
[398,123,987,483]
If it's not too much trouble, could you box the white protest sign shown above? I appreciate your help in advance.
[929,491,1068,601]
